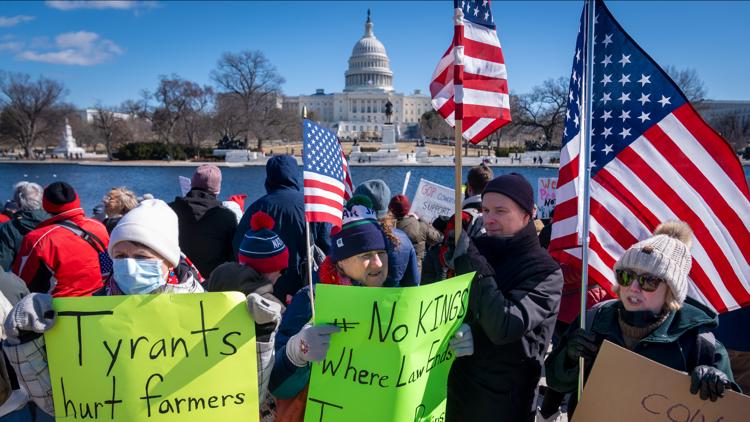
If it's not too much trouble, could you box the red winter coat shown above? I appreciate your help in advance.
[12,208,109,297]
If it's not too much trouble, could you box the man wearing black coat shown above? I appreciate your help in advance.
[446,173,563,422]
[169,165,237,277]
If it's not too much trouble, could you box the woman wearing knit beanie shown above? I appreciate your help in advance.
[544,221,739,420]
[269,196,393,420]
[2,200,283,418]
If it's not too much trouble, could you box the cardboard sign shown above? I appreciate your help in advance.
[573,341,750,422]
[537,177,557,219]
[410,178,455,223]
[305,273,474,422]
[45,292,259,421]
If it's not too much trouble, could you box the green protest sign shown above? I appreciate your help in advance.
[44,292,259,421]
[305,273,474,422]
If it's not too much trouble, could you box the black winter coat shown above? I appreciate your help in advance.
[232,155,331,302]
[169,189,237,277]
[447,222,562,422]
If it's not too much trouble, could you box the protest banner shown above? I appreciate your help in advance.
[45,292,259,421]
[305,273,474,422]
[410,178,455,223]
[178,176,192,197]
[537,177,557,219]
[573,341,750,422]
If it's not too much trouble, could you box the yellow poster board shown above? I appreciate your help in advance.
[44,292,258,421]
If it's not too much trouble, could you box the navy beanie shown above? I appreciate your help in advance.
[238,211,289,273]
[330,197,387,262]
[482,173,534,215]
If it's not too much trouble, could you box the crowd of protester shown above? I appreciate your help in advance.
[0,156,745,421]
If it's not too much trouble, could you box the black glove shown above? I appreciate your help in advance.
[564,328,599,364]
[690,365,730,401]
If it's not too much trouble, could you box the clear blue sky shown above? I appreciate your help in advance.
[1,1,748,108]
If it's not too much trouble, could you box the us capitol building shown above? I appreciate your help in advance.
[282,10,432,140]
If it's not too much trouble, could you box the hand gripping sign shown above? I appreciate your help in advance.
[45,292,259,422]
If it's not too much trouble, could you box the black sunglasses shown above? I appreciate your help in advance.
[615,269,664,292]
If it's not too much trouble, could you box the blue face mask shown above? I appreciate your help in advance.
[112,258,166,295]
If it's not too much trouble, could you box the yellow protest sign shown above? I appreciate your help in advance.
[306,273,474,422]
[44,292,258,421]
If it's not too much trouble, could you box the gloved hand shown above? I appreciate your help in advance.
[450,323,474,357]
[4,293,56,340]
[453,238,494,278]
[246,293,283,342]
[690,365,731,401]
[564,328,599,363]
[285,324,341,367]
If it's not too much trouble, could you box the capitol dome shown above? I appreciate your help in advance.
[344,10,394,92]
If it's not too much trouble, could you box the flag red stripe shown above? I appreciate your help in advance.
[551,196,577,223]
[557,155,579,187]
[304,179,345,196]
[463,76,508,94]
[589,199,640,249]
[462,104,510,120]
[643,124,750,266]
[548,232,579,251]
[673,104,750,201]
[305,211,341,227]
[305,196,343,211]
[466,117,509,145]
[463,37,505,64]
[616,147,750,305]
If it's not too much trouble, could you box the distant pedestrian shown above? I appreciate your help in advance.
[101,187,138,233]
[0,182,48,271]
[169,164,238,277]
[13,182,109,297]
[388,194,442,274]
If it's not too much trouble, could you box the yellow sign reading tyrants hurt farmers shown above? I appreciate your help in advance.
[44,292,258,421]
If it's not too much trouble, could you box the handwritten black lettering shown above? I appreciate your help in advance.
[190,300,219,357]
[58,310,113,366]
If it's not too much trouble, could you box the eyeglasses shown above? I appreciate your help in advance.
[616,269,664,292]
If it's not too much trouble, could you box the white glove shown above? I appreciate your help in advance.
[285,323,340,367]
[4,293,55,340]
[450,323,474,357]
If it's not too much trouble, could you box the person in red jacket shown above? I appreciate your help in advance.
[12,182,109,297]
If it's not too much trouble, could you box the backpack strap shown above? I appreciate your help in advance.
[55,220,107,254]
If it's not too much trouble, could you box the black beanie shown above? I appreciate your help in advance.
[481,173,534,215]
[43,182,80,214]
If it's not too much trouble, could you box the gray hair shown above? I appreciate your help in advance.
[12,181,43,211]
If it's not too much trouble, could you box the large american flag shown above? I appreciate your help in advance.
[430,0,511,144]
[303,119,353,227]
[550,0,750,313]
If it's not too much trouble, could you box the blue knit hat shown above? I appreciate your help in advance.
[330,196,387,263]
[238,211,289,273]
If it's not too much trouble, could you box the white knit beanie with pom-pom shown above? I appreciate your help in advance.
[614,221,693,305]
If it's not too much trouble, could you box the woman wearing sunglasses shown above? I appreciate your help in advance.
[544,221,739,419]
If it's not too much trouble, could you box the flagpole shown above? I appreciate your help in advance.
[453,6,464,246]
[302,106,316,321]
[578,0,596,400]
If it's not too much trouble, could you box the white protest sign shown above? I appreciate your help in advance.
[537,177,557,219]
[410,179,455,223]
[179,176,192,197]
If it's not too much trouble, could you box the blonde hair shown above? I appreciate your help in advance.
[105,187,138,216]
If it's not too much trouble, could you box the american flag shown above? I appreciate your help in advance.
[303,119,353,227]
[430,0,511,144]
[550,0,750,313]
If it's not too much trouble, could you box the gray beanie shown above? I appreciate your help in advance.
[614,221,693,305]
[354,179,391,219]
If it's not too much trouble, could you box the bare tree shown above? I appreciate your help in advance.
[513,78,568,146]
[212,93,246,142]
[179,85,213,148]
[711,113,750,152]
[0,72,67,157]
[211,50,285,151]
[664,65,707,104]
[419,110,453,140]
[150,75,202,144]
[90,102,133,160]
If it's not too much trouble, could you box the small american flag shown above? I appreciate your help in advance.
[430,0,511,144]
[303,119,353,227]
[550,0,750,313]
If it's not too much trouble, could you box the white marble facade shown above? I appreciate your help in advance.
[283,10,432,140]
